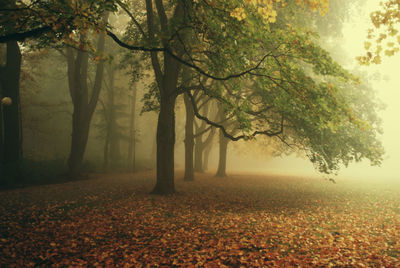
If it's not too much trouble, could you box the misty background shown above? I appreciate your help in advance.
[226,1,400,180]
[15,1,399,181]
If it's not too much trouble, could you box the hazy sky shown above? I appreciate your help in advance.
[339,0,400,179]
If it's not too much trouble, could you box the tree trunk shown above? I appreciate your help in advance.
[152,94,177,194]
[103,128,109,169]
[194,138,204,172]
[1,41,22,184]
[105,65,120,168]
[203,143,212,171]
[146,0,183,194]
[193,102,209,172]
[68,109,91,175]
[0,90,3,165]
[127,87,137,172]
[202,127,215,171]
[66,15,107,176]
[183,92,194,181]
[150,51,181,194]
[215,130,229,177]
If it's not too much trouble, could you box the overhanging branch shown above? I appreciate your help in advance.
[107,31,273,81]
[187,91,284,141]
[0,26,52,43]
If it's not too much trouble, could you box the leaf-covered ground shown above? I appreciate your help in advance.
[1,171,400,267]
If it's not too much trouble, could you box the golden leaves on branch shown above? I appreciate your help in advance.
[359,0,400,64]
[230,0,329,23]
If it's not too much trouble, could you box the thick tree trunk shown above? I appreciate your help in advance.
[215,130,229,177]
[183,93,194,181]
[1,41,22,183]
[68,109,90,175]
[146,0,183,194]
[0,92,3,165]
[152,94,176,194]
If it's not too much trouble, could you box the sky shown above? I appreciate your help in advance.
[228,1,400,180]
[339,0,400,180]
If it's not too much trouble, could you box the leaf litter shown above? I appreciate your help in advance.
[1,171,399,267]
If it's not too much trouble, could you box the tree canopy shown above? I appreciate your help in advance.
[0,0,385,187]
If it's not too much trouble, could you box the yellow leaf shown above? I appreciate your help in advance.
[372,55,381,64]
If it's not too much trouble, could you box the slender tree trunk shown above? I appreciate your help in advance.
[106,65,120,168]
[215,130,229,177]
[203,143,212,171]
[215,105,228,177]
[194,102,209,172]
[99,100,110,170]
[202,127,215,171]
[150,132,156,168]
[66,15,107,176]
[127,88,137,172]
[1,41,22,184]
[194,138,204,172]
[183,92,194,181]
[103,130,109,169]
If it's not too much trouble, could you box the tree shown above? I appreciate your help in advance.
[122,0,382,192]
[0,0,385,194]
[127,86,137,172]
[0,41,22,185]
[358,0,400,65]
[65,14,108,176]
[98,62,121,170]
[182,85,216,180]
[215,105,231,178]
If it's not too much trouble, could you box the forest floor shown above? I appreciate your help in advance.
[0,171,400,267]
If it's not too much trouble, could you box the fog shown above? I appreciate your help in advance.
[3,1,400,266]
[222,1,400,181]
[3,0,399,184]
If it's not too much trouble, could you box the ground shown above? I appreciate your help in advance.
[0,171,399,267]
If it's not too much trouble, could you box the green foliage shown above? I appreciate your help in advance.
[1,0,384,175]
[176,0,384,174]
[141,82,160,114]
[0,0,116,47]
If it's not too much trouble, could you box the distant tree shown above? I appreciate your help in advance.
[64,13,108,176]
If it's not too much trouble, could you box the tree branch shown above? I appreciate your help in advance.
[106,31,274,81]
[187,91,284,141]
[0,26,52,43]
